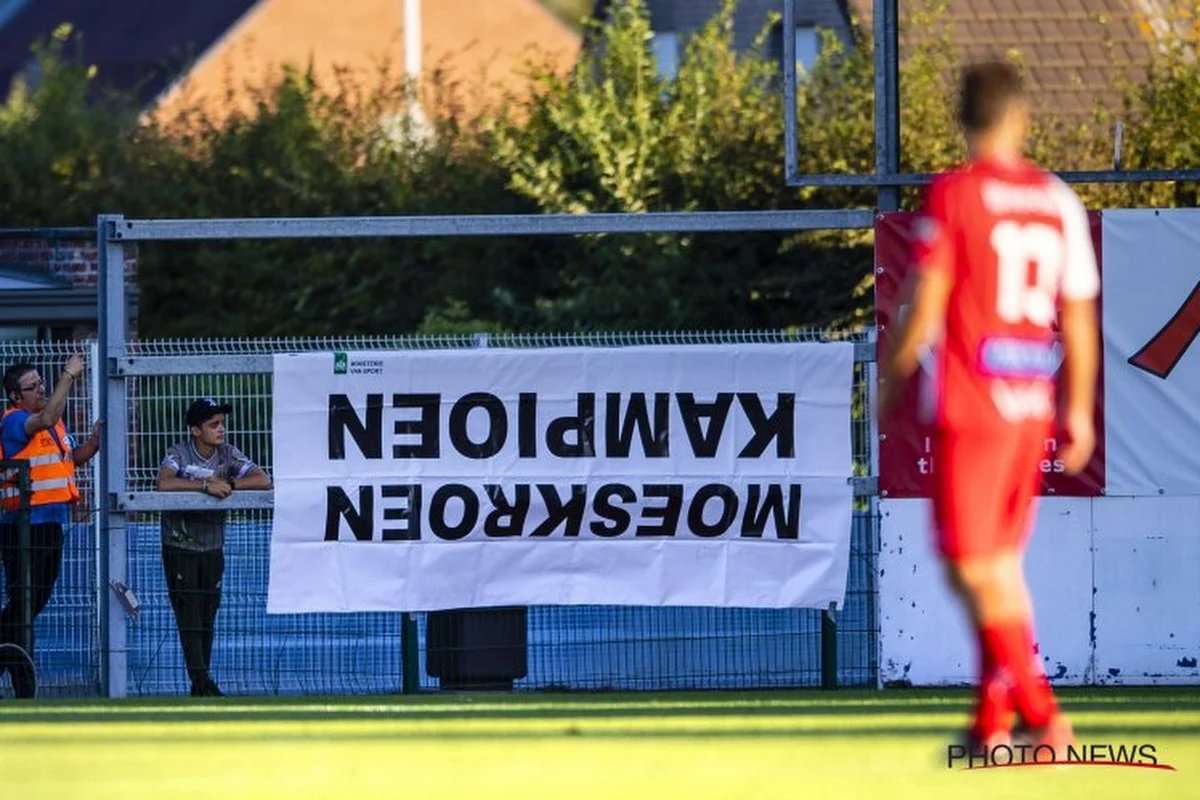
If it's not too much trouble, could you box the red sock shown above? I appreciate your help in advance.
[972,628,1011,738]
[980,620,1058,729]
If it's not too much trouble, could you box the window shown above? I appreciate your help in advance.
[651,31,680,79]
[793,26,819,73]
[770,23,822,75]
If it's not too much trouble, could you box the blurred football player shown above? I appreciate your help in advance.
[880,60,1099,756]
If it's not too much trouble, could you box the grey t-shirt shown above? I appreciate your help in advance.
[160,441,257,552]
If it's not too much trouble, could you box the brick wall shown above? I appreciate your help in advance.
[0,238,139,287]
[0,238,139,338]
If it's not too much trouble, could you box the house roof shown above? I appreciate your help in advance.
[0,0,259,106]
[0,0,581,122]
[154,0,582,123]
[847,0,1157,119]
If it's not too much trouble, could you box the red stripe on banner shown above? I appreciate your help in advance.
[874,212,1105,498]
[1128,279,1200,379]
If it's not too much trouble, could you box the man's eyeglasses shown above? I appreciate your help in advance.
[19,378,45,393]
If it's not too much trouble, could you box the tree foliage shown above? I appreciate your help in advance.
[2,2,1199,338]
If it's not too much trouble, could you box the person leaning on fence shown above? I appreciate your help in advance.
[156,397,271,697]
[0,355,102,696]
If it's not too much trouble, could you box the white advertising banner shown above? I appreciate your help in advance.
[1103,209,1200,496]
[879,498,1094,687]
[267,344,854,613]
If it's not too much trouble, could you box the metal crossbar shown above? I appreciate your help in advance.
[108,210,875,241]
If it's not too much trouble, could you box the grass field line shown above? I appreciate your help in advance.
[0,691,1195,800]
[1,706,1197,745]
[2,687,1199,718]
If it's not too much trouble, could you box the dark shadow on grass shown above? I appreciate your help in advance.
[2,722,1199,746]
[2,695,1198,725]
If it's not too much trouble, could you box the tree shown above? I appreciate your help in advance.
[486,0,874,331]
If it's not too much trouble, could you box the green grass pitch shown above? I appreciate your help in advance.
[0,687,1196,798]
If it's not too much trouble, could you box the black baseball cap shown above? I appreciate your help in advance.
[186,397,233,427]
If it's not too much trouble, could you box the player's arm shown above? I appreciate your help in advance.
[879,179,954,417]
[1055,185,1101,474]
[1060,299,1098,417]
[880,269,952,416]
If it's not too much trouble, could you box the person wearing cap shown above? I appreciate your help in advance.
[0,354,101,698]
[156,397,270,697]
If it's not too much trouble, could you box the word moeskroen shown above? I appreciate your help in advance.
[324,482,803,541]
[327,392,797,460]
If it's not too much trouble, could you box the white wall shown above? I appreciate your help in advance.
[879,497,1200,686]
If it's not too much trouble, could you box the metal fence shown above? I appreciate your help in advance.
[0,340,101,697]
[3,330,878,697]
[84,210,886,699]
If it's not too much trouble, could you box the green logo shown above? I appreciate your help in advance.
[334,351,348,375]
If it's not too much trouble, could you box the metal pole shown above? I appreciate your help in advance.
[783,0,798,184]
[97,214,130,698]
[401,613,420,694]
[821,601,838,689]
[865,0,901,689]
[874,0,901,212]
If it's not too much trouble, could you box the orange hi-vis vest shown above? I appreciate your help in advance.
[0,408,80,512]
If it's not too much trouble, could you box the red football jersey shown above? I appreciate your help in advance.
[912,158,1099,432]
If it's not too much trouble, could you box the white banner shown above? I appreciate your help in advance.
[267,344,854,613]
[1103,209,1200,496]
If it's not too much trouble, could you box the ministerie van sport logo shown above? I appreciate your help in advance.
[333,351,384,376]
[947,740,1177,771]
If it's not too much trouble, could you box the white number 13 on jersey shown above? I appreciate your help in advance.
[990,221,1063,326]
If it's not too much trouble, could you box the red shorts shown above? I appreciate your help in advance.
[931,425,1048,561]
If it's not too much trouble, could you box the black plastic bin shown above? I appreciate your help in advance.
[425,606,529,691]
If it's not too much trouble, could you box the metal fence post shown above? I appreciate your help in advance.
[821,602,837,689]
[874,0,901,212]
[97,214,129,698]
[866,328,883,689]
[400,614,420,694]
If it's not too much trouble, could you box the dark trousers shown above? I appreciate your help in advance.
[0,521,65,657]
[163,546,224,687]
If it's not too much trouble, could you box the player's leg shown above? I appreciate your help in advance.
[995,551,1073,757]
[943,556,1020,744]
[977,424,1070,754]
[993,431,1074,755]
[932,431,1015,745]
